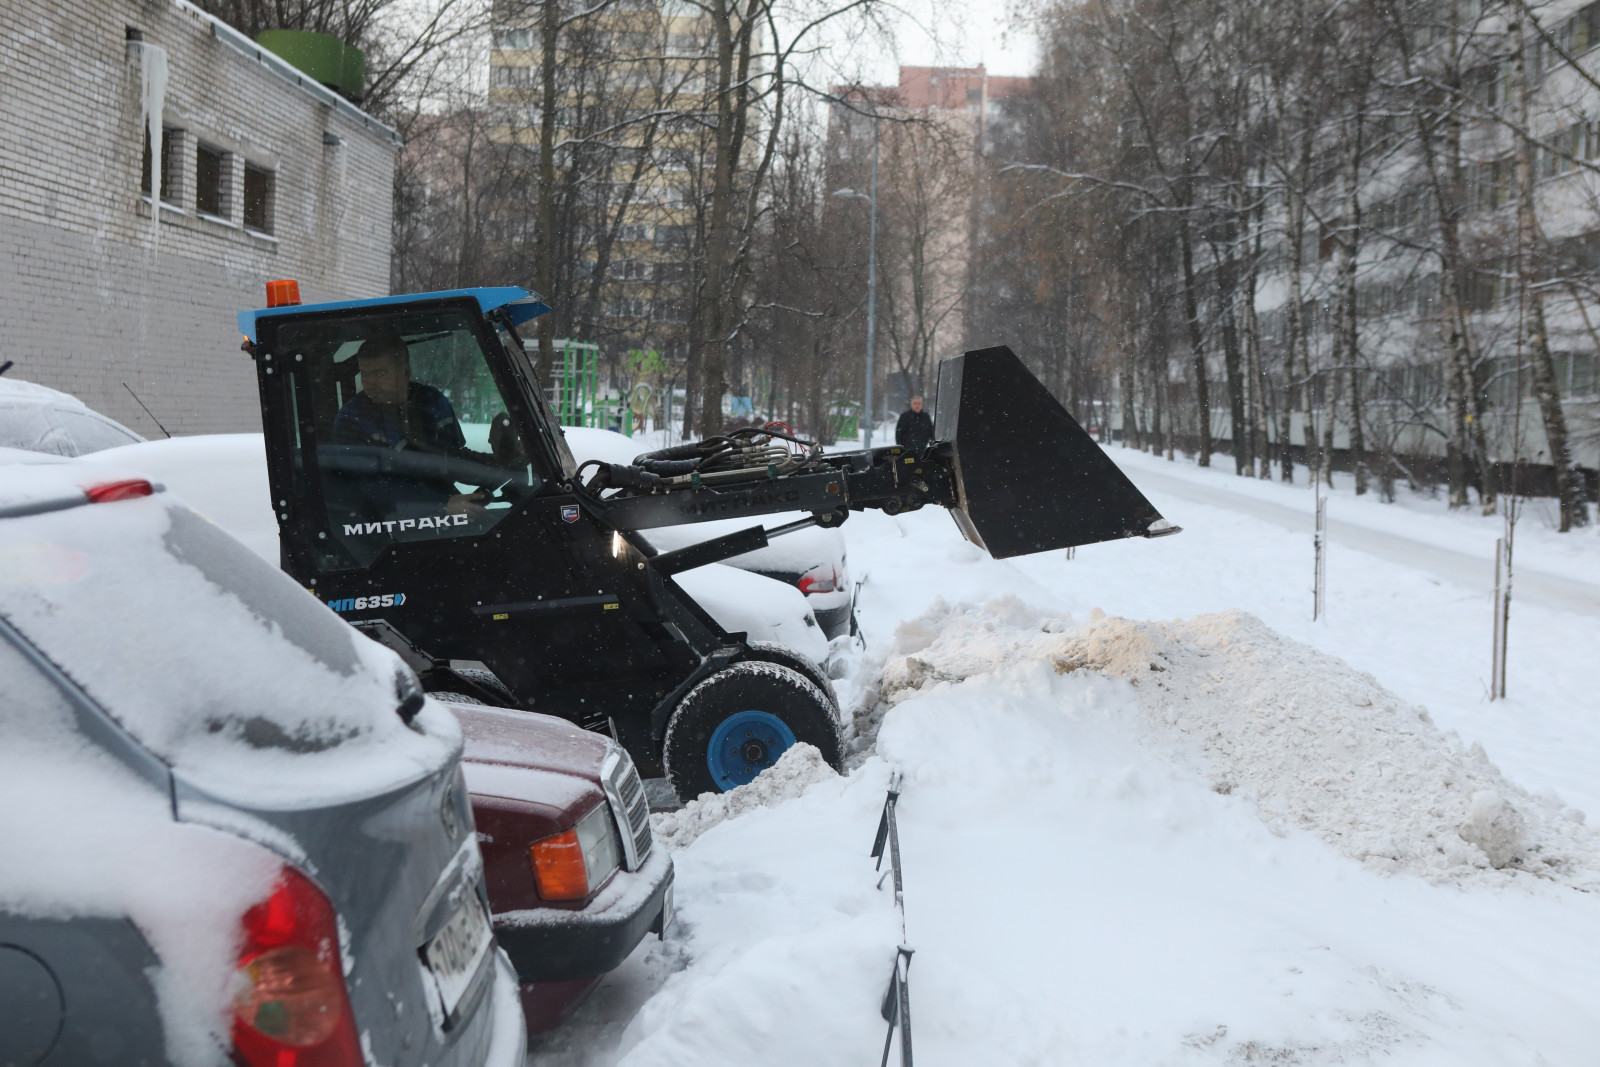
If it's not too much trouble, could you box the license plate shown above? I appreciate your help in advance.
[659,881,675,936]
[424,891,492,1019]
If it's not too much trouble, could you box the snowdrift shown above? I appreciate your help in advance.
[650,742,837,851]
[880,599,1600,889]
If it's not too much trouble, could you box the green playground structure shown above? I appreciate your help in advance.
[549,338,635,434]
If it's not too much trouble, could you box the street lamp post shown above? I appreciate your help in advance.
[833,107,879,448]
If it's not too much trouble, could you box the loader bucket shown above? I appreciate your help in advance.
[933,346,1175,558]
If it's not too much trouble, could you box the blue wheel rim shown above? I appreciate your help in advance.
[706,710,797,790]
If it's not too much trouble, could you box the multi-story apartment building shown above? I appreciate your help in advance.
[826,66,1034,419]
[485,1,731,361]
[0,0,397,435]
[1249,7,1600,475]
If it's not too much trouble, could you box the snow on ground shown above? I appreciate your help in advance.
[530,446,1600,1066]
[883,600,1598,887]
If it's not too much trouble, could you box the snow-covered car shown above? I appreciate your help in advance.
[0,376,144,456]
[565,427,858,640]
[447,701,674,1032]
[12,440,668,1037]
[0,456,525,1067]
[83,432,830,662]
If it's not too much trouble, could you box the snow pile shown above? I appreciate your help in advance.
[880,599,1600,887]
[651,743,837,850]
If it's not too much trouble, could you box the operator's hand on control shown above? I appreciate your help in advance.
[446,491,488,517]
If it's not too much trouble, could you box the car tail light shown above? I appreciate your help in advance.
[528,804,622,901]
[83,479,153,503]
[232,866,361,1067]
[797,566,838,595]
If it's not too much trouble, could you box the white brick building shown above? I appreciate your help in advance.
[0,0,398,436]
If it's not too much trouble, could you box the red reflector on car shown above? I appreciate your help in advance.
[83,479,154,503]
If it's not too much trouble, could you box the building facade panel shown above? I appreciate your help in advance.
[0,0,396,436]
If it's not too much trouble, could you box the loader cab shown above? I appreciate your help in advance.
[244,289,574,576]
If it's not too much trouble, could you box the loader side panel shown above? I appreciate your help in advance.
[935,346,1168,557]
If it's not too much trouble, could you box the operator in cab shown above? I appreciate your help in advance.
[334,335,467,452]
[332,334,488,515]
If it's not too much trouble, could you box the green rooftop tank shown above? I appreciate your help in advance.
[256,29,365,103]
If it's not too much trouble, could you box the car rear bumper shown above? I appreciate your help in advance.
[812,599,855,640]
[479,949,530,1067]
[492,845,673,982]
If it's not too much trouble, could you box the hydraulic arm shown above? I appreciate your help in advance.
[579,345,1178,572]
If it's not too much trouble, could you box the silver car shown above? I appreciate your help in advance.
[0,455,525,1066]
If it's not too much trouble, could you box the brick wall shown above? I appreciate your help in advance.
[0,0,396,436]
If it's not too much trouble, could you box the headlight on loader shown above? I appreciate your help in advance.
[528,803,622,901]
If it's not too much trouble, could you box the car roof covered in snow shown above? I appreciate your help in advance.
[0,379,145,458]
[0,377,87,407]
[0,461,459,808]
[238,285,552,341]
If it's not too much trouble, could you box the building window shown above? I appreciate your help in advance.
[142,125,184,205]
[243,164,275,234]
[493,27,532,49]
[195,143,230,219]
[490,65,536,88]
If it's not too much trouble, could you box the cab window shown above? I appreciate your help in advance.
[274,307,537,569]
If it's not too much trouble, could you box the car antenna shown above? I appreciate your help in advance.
[0,360,13,377]
[121,382,172,439]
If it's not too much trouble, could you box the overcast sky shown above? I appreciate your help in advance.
[870,0,1038,81]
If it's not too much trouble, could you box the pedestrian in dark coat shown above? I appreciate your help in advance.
[895,396,934,452]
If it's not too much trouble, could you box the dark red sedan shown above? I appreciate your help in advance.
[445,701,674,1032]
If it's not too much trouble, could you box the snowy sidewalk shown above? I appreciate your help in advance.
[1119,452,1600,617]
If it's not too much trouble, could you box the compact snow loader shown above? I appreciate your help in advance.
[239,285,1177,797]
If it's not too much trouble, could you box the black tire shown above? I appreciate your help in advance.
[454,667,517,705]
[663,662,843,799]
[427,691,483,705]
[743,641,838,710]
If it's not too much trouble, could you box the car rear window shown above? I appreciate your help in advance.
[0,403,72,456]
[0,493,458,806]
[53,409,141,455]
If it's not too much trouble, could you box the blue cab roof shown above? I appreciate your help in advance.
[237,286,551,341]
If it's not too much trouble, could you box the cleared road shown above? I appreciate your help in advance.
[1131,465,1600,618]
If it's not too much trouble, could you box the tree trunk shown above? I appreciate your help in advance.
[1280,126,1307,484]
[1179,223,1211,466]
[1150,351,1165,455]
[1216,226,1249,475]
[1301,316,1320,486]
[1244,173,1270,479]
[1120,341,1140,450]
[1508,7,1588,529]
[1406,11,1479,510]
[1334,117,1367,495]
[1322,358,1339,487]
[535,0,559,386]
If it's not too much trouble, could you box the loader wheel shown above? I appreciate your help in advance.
[663,662,842,799]
[427,691,483,706]
[454,667,517,706]
[743,641,838,710]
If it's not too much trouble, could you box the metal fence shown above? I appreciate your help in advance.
[871,770,913,1067]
